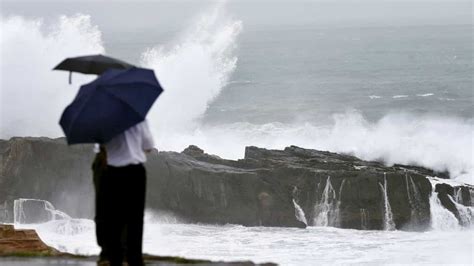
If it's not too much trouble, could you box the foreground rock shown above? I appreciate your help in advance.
[0,224,275,265]
[0,224,60,256]
[0,137,472,230]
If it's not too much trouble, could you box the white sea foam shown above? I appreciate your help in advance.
[438,97,456,101]
[140,3,242,135]
[18,218,474,265]
[392,95,409,98]
[1,8,472,188]
[428,179,461,231]
[156,112,473,184]
[10,198,471,264]
[368,95,382,99]
[417,93,434,97]
[292,199,308,226]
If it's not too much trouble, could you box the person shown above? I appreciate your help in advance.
[92,120,155,266]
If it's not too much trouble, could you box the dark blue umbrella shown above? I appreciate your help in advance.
[60,67,163,145]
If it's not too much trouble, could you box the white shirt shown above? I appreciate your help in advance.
[103,120,155,167]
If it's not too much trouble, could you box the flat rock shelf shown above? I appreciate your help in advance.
[0,137,472,230]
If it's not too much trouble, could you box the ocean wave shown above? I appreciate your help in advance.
[368,95,382,99]
[0,14,104,138]
[154,112,473,185]
[140,4,242,133]
[417,93,435,97]
[392,95,409,99]
[438,98,456,101]
[1,9,471,186]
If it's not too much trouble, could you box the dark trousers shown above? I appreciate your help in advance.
[94,163,146,266]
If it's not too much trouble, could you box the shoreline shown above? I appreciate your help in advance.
[0,224,275,266]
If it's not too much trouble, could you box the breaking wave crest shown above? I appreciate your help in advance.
[159,112,473,184]
[140,4,242,134]
[1,6,472,185]
[0,14,104,138]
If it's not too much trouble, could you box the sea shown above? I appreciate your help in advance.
[1,1,473,265]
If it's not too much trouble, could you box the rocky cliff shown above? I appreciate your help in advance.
[0,137,472,230]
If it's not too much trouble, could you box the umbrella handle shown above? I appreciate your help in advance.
[69,71,72,84]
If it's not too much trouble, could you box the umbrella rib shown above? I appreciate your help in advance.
[100,84,152,120]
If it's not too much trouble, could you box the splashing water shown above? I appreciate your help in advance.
[448,195,473,227]
[0,14,104,138]
[333,179,346,227]
[453,187,463,204]
[140,4,242,139]
[405,172,423,227]
[9,197,474,264]
[292,199,308,226]
[378,173,396,231]
[313,176,340,226]
[174,113,473,185]
[292,186,308,225]
[22,216,474,265]
[428,179,460,230]
[360,208,369,230]
[1,9,472,187]
[13,198,70,225]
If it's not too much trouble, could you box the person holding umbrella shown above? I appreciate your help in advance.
[93,120,154,266]
[57,61,163,266]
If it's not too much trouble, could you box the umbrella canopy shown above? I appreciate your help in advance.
[53,54,134,83]
[59,67,163,145]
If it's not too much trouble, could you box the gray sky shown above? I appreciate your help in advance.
[1,0,471,38]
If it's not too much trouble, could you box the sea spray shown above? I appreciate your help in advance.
[334,179,346,227]
[428,179,460,230]
[292,199,308,225]
[14,198,70,225]
[378,173,396,230]
[405,172,423,226]
[2,14,473,188]
[0,14,104,138]
[0,201,10,223]
[313,176,340,227]
[140,4,242,141]
[164,113,473,185]
[453,187,463,204]
[447,195,473,227]
[292,186,308,225]
[13,199,26,225]
[360,208,369,229]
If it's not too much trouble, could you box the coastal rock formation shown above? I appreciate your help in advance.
[0,224,60,255]
[0,137,472,230]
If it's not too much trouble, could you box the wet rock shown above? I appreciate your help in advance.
[0,137,472,230]
[0,224,60,255]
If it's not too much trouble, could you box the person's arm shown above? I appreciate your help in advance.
[141,120,155,153]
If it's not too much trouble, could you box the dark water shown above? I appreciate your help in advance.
[206,24,473,125]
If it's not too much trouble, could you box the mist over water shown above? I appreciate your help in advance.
[0,14,104,137]
[140,4,242,134]
[0,1,472,186]
[14,212,474,265]
[1,2,473,264]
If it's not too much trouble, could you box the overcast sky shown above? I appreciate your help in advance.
[1,0,471,31]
